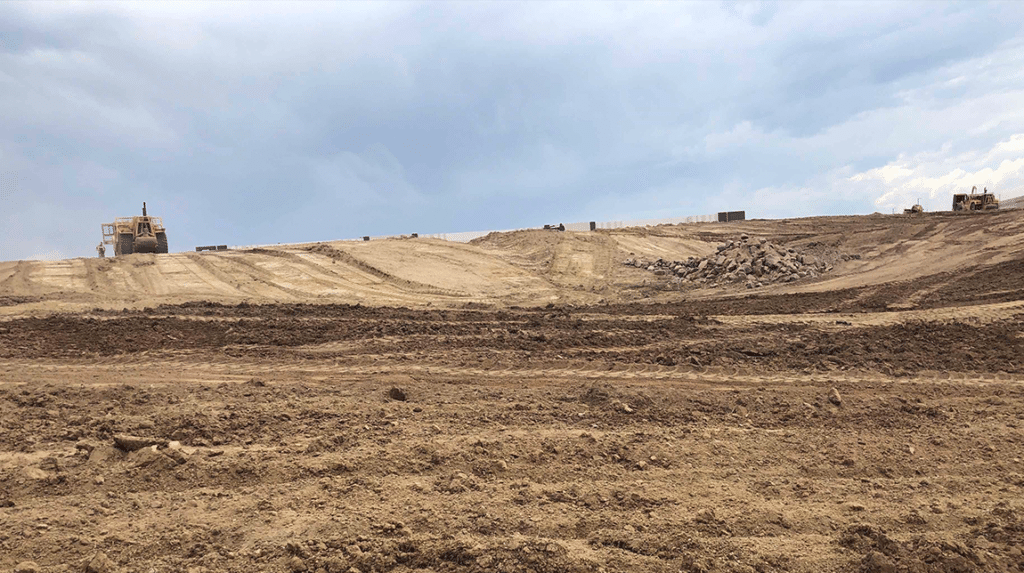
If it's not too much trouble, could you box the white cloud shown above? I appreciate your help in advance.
[848,133,1024,212]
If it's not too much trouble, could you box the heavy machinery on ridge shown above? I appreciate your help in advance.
[952,187,999,211]
[102,202,168,256]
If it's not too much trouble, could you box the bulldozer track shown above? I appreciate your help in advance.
[122,255,172,296]
[189,252,304,300]
[298,245,469,298]
[272,250,444,303]
[715,299,1024,328]
[181,253,258,298]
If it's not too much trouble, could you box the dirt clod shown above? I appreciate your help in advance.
[861,551,896,573]
[829,387,843,406]
[85,552,116,573]
[113,435,167,452]
[287,556,307,572]
[387,387,407,401]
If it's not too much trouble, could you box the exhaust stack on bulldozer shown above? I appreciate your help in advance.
[102,202,169,256]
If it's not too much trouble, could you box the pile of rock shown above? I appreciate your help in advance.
[624,234,850,288]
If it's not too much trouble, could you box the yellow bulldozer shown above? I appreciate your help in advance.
[101,202,168,256]
[952,187,999,211]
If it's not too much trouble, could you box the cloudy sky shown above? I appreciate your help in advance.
[2,1,1023,261]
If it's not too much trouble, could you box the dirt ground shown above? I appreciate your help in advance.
[2,210,1024,572]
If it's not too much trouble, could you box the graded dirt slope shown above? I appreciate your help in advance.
[2,209,1024,316]
[1,210,1024,573]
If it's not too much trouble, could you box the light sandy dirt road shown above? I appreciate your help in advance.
[1,210,1023,573]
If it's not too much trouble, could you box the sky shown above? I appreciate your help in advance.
[2,1,1024,261]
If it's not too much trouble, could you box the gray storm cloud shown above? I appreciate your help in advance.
[1,1,1023,260]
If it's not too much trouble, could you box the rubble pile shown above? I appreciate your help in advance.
[624,234,857,289]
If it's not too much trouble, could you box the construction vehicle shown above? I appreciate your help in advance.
[101,202,168,256]
[903,201,924,215]
[952,187,999,211]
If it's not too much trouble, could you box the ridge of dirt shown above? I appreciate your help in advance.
[0,295,40,307]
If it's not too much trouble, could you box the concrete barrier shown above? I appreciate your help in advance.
[228,210,739,248]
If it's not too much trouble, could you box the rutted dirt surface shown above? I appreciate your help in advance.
[1,300,1024,573]
[2,212,1024,572]
[1,304,1023,376]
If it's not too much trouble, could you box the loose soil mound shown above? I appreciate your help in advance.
[625,234,853,288]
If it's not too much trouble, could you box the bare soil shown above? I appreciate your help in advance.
[2,210,1024,572]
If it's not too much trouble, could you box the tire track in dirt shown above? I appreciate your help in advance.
[183,253,261,298]
[104,257,149,295]
[5,356,1017,391]
[274,250,438,303]
[546,234,619,288]
[81,257,108,294]
[56,259,89,294]
[715,299,1024,328]
[300,245,469,298]
[219,252,358,301]
[186,252,301,300]
[414,239,561,302]
[120,256,173,297]
[290,250,478,306]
